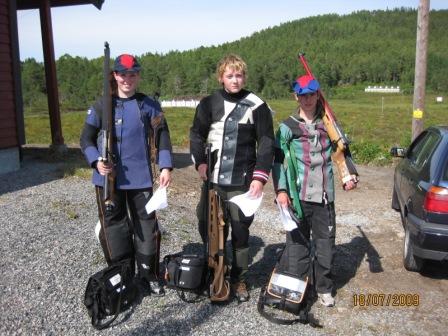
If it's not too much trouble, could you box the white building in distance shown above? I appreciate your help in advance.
[365,86,400,93]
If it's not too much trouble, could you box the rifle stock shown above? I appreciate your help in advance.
[205,144,230,302]
[298,53,359,186]
[101,42,115,212]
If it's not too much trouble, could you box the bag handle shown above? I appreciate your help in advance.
[257,286,322,327]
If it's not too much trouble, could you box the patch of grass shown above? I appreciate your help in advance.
[25,92,448,165]
[270,92,447,165]
[51,200,79,219]
[63,166,91,179]
[164,107,196,147]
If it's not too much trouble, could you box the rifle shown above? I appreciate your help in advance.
[99,42,115,213]
[298,53,359,187]
[205,144,230,302]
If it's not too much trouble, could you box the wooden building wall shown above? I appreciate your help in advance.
[0,0,21,149]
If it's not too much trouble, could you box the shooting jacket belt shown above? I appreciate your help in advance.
[218,100,253,185]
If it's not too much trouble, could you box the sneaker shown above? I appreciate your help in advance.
[319,293,335,307]
[232,281,249,302]
[149,281,165,297]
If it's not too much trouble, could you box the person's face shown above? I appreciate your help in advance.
[220,67,246,94]
[297,92,319,113]
[114,71,140,97]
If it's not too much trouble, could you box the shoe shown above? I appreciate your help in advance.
[149,280,165,297]
[232,281,249,302]
[319,293,335,307]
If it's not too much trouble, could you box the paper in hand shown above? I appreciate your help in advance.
[229,191,263,217]
[95,220,101,242]
[276,202,298,231]
[145,187,168,214]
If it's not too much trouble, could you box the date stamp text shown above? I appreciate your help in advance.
[353,293,419,307]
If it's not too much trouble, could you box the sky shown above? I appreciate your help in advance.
[17,0,448,62]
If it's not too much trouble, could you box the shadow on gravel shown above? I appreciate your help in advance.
[420,260,448,279]
[123,303,216,336]
[0,147,191,195]
[248,240,284,289]
[173,152,193,169]
[333,226,383,290]
[0,146,87,195]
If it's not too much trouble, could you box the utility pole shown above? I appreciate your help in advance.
[412,0,430,141]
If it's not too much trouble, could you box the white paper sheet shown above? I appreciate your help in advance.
[229,191,263,217]
[95,220,101,242]
[276,202,298,231]
[145,187,168,214]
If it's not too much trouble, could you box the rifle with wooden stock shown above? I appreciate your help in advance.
[100,42,115,213]
[205,144,230,302]
[298,53,359,187]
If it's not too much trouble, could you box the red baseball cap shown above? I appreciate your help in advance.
[113,54,141,73]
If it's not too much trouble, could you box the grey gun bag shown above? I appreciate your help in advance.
[261,268,309,314]
[83,259,137,330]
[258,268,321,326]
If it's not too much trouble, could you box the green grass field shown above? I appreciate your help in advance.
[25,92,447,165]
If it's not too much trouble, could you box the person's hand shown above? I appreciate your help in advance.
[96,160,114,176]
[198,163,208,181]
[248,180,264,198]
[159,168,171,187]
[343,175,358,191]
[276,191,291,208]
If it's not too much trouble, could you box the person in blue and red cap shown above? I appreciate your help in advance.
[80,53,173,296]
[272,74,357,308]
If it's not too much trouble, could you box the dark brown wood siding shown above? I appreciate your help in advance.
[0,0,18,148]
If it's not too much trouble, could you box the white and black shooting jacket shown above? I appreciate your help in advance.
[190,89,274,186]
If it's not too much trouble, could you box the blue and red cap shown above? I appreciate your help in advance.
[114,54,141,73]
[292,75,320,95]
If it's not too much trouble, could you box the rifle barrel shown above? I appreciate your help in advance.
[102,42,112,208]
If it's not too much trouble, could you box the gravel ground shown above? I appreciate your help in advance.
[1,147,447,336]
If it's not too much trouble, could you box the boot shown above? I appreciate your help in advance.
[232,280,249,302]
[149,280,165,297]
[231,247,250,302]
[136,253,165,296]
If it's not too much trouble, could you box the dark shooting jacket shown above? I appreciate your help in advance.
[190,89,274,186]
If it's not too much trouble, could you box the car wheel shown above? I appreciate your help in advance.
[391,186,400,211]
[403,224,423,272]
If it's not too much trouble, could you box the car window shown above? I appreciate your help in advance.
[407,131,440,171]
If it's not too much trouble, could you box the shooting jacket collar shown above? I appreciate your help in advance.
[220,88,249,102]
[114,93,139,102]
[296,102,324,123]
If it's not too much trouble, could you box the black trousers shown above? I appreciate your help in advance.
[196,182,253,281]
[95,187,161,281]
[279,201,336,294]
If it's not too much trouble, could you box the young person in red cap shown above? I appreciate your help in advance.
[272,75,357,307]
[80,54,173,296]
[190,54,274,302]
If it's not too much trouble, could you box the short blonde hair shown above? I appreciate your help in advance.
[216,54,247,82]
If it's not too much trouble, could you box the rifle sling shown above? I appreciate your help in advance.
[279,134,303,219]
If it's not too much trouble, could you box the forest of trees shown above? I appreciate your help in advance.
[21,8,448,113]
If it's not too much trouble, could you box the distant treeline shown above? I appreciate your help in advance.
[21,8,448,113]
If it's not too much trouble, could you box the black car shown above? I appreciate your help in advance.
[391,126,448,272]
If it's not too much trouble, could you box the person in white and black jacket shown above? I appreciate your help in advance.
[190,54,274,302]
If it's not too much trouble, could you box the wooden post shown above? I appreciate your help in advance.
[412,0,430,141]
[39,0,65,150]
